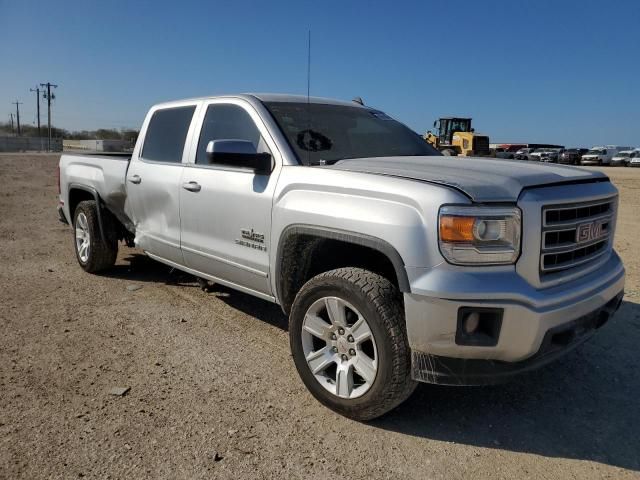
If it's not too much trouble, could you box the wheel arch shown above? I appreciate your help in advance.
[68,184,107,244]
[275,225,410,315]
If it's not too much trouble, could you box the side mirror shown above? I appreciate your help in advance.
[433,120,437,128]
[205,140,272,175]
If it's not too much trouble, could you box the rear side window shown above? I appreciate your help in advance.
[142,106,196,163]
[196,104,266,165]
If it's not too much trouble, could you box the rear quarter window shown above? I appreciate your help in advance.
[142,106,196,163]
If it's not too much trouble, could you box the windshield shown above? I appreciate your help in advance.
[587,149,605,155]
[264,102,441,165]
[617,152,631,157]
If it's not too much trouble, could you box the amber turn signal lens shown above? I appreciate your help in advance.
[439,215,475,242]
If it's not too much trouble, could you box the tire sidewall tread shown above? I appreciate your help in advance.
[289,267,416,421]
[73,200,117,273]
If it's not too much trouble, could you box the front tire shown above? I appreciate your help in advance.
[73,200,117,273]
[289,268,416,421]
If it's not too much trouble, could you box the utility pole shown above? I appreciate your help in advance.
[30,86,41,137]
[9,113,15,134]
[40,82,58,151]
[12,101,23,136]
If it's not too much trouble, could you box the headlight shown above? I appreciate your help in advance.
[438,206,521,265]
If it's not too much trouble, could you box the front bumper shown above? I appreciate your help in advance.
[404,252,625,384]
[410,291,623,385]
[558,157,578,164]
[581,158,601,165]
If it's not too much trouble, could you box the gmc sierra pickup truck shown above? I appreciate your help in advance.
[58,94,625,420]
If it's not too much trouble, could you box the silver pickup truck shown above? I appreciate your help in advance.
[58,94,625,420]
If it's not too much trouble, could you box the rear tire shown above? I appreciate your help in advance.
[289,268,417,421]
[441,149,456,156]
[73,200,117,273]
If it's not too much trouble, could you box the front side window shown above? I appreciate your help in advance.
[264,102,440,165]
[142,106,196,163]
[196,104,269,165]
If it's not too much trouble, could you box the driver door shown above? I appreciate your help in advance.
[179,100,281,297]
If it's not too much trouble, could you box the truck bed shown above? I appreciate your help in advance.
[59,152,133,231]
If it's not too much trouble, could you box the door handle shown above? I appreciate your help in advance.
[182,181,201,192]
[128,175,142,184]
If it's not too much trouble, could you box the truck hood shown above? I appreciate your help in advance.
[329,156,608,202]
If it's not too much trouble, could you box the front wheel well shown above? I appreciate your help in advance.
[277,229,409,315]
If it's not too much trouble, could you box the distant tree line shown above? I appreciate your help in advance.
[0,122,138,143]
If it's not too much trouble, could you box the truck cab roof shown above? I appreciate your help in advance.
[152,93,367,109]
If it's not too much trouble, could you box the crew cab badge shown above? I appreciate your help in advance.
[235,228,267,251]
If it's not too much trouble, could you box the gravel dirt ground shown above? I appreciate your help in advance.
[1,153,639,479]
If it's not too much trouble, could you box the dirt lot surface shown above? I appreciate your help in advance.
[1,153,639,479]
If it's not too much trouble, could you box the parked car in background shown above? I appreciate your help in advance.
[491,147,507,158]
[611,150,635,167]
[559,148,588,165]
[494,144,525,159]
[629,150,640,167]
[539,150,560,163]
[580,146,630,165]
[529,148,556,162]
[514,147,534,160]
[493,148,516,159]
[545,148,564,163]
[528,149,544,161]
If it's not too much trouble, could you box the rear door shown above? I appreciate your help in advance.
[179,99,281,297]
[125,102,199,264]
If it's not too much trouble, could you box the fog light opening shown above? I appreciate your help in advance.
[456,307,503,347]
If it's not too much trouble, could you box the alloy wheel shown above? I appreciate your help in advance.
[301,296,378,399]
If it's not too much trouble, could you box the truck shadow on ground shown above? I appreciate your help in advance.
[104,252,289,331]
[104,253,202,288]
[105,252,639,470]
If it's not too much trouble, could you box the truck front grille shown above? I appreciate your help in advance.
[540,198,615,274]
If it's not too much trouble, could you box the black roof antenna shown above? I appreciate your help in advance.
[352,97,364,106]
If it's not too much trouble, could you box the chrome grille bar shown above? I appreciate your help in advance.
[540,198,615,274]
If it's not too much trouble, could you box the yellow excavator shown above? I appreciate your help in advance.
[424,117,490,157]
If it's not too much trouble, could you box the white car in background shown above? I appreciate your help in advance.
[528,148,550,161]
[611,150,635,167]
[629,149,640,167]
[581,146,630,166]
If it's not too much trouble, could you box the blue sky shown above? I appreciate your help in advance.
[1,0,638,146]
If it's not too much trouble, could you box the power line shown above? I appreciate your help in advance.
[40,82,58,151]
[12,101,23,136]
[30,86,41,138]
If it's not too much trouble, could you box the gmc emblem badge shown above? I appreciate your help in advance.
[576,220,607,244]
